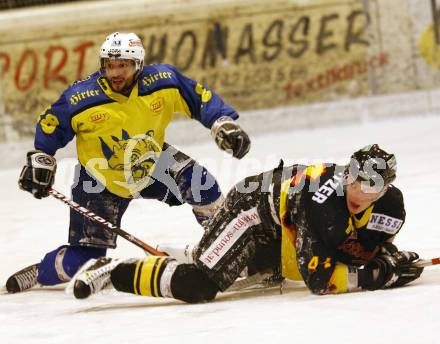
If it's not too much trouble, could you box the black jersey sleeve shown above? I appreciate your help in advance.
[371,185,406,236]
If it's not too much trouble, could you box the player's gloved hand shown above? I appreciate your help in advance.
[379,241,398,255]
[364,251,423,290]
[18,150,57,199]
[211,116,250,159]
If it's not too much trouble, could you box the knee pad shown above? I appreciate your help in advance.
[170,264,219,303]
[177,163,222,206]
[37,245,106,285]
[177,164,224,225]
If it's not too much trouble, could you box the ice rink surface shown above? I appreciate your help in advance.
[1,115,440,344]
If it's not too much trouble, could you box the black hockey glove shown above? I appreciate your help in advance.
[211,116,250,159]
[363,251,423,290]
[18,150,57,199]
[379,241,398,255]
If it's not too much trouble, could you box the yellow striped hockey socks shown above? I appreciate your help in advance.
[110,257,177,297]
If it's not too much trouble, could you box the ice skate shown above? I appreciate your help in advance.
[72,257,121,299]
[5,263,39,293]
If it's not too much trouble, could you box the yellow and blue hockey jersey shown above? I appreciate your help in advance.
[35,64,238,198]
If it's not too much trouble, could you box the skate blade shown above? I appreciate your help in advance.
[0,283,66,295]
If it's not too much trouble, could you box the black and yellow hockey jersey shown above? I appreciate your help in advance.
[34,64,238,198]
[275,163,405,294]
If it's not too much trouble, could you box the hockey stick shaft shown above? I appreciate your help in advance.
[414,257,440,268]
[49,188,168,256]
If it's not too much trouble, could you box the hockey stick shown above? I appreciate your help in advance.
[48,189,280,292]
[48,188,168,256]
[48,189,278,291]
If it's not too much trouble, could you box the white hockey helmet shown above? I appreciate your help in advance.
[100,32,145,73]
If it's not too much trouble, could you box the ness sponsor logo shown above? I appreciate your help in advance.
[199,208,261,269]
[367,213,403,234]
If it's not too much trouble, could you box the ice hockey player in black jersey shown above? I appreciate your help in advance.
[71,144,424,301]
[5,32,250,294]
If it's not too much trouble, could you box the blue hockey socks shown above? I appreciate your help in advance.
[37,245,106,285]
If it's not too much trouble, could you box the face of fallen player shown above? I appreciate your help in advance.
[346,180,386,215]
[103,58,136,95]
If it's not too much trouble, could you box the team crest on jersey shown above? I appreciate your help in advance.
[367,213,403,234]
[99,129,161,187]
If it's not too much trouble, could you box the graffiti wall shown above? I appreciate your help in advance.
[0,0,439,141]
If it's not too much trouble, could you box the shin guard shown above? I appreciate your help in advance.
[111,257,177,297]
[37,245,106,285]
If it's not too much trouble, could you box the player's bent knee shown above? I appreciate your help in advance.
[177,164,223,225]
[171,264,219,303]
[177,163,222,206]
[37,245,106,285]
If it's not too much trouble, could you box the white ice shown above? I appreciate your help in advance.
[1,115,439,344]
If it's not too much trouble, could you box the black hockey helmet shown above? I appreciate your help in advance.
[346,144,397,189]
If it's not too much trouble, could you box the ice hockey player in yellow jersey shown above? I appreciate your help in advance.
[6,32,250,294]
